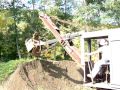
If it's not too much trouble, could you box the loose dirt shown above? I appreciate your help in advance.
[1,59,94,90]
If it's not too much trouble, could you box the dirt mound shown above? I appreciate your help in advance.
[1,60,90,90]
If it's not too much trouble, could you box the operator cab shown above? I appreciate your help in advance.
[81,28,120,90]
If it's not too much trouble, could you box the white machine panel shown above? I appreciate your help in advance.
[109,29,120,85]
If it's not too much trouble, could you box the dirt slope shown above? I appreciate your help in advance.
[1,60,92,90]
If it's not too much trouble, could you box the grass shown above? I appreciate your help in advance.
[0,58,96,90]
[0,58,33,83]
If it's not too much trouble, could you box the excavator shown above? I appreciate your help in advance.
[25,13,82,64]
[25,13,120,90]
[39,14,82,63]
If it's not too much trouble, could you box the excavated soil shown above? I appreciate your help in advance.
[0,60,94,90]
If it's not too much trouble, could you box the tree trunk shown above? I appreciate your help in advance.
[13,0,21,58]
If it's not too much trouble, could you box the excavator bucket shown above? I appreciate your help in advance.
[25,39,34,52]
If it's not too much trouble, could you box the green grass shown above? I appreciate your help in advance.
[0,58,33,83]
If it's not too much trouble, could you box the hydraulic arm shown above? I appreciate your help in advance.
[39,14,81,63]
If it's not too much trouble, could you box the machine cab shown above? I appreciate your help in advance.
[80,28,120,90]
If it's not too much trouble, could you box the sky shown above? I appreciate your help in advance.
[5,0,28,3]
[3,0,40,9]
[2,0,85,12]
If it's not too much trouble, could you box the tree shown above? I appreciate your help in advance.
[101,0,120,26]
[73,0,120,32]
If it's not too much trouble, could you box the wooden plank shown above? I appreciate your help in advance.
[82,30,109,39]
[82,28,120,39]
[84,82,120,90]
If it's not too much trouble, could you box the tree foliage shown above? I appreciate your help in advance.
[73,0,120,31]
[0,0,120,61]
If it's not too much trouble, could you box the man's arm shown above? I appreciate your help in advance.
[85,47,102,56]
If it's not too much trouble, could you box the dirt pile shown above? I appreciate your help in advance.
[1,60,89,90]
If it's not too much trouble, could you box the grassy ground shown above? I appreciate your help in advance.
[0,58,96,90]
[0,58,33,83]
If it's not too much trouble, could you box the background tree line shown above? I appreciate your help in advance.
[0,0,120,61]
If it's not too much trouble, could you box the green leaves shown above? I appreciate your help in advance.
[102,0,120,25]
[0,11,14,30]
[0,0,120,61]
[74,0,120,30]
[0,58,33,82]
[76,3,101,27]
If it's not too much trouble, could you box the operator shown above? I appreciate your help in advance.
[86,39,110,79]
